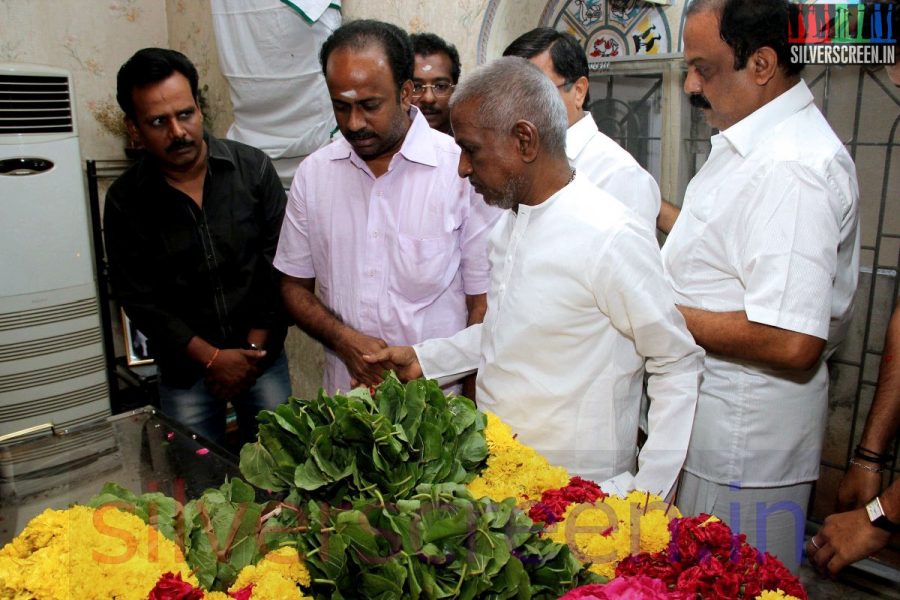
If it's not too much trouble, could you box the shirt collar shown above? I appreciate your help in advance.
[517,171,576,217]
[565,112,598,161]
[720,80,813,157]
[328,105,439,169]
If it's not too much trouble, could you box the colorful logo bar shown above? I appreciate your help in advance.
[789,1,896,65]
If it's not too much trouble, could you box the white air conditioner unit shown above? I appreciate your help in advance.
[0,63,111,439]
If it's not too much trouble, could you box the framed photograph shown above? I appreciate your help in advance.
[120,308,154,366]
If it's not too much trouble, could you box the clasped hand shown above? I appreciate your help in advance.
[205,347,265,401]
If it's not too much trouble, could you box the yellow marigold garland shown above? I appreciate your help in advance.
[466,412,570,503]
[227,546,312,599]
[0,505,195,600]
[756,591,801,600]
[545,491,679,579]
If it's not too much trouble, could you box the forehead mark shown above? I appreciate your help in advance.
[338,89,359,99]
[421,64,433,72]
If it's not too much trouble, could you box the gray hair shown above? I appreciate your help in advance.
[449,56,568,159]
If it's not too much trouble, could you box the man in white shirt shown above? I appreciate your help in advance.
[662,0,860,572]
[367,56,703,499]
[503,28,661,232]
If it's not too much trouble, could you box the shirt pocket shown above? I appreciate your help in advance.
[391,233,456,303]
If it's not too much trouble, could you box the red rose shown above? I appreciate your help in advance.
[694,520,734,555]
[711,571,742,599]
[148,572,205,600]
[229,584,254,600]
[617,553,678,583]
[528,477,607,525]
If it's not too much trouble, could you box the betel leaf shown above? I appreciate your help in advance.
[295,457,332,490]
[457,431,489,468]
[239,372,489,506]
[284,483,593,599]
[180,479,268,591]
[88,482,182,543]
[239,441,288,491]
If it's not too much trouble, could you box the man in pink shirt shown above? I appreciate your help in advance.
[274,20,499,393]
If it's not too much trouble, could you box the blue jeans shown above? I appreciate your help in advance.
[159,353,291,447]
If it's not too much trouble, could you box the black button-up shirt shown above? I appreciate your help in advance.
[104,134,288,387]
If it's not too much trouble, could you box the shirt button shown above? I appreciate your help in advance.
[371,231,379,238]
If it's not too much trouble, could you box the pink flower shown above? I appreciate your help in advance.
[601,575,672,599]
[561,576,676,600]
[558,583,612,599]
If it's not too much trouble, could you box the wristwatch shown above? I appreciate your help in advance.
[865,497,900,533]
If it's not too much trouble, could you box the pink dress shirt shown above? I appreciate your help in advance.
[275,107,500,393]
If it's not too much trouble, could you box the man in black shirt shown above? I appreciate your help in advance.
[104,48,291,445]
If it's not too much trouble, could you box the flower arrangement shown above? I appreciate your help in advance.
[465,411,570,503]
[147,547,312,600]
[0,376,808,599]
[0,505,196,600]
[615,514,806,598]
[545,490,676,579]
[527,476,607,524]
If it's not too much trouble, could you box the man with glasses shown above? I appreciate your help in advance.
[504,28,660,232]
[410,33,460,135]
[276,20,499,394]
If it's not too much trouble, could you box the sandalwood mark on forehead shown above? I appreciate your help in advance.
[338,89,359,99]
[421,64,433,72]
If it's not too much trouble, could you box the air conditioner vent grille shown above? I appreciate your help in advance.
[0,74,73,134]
[0,382,107,422]
[0,298,97,332]
[0,356,104,394]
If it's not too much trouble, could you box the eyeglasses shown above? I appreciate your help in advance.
[555,80,573,90]
[411,82,456,97]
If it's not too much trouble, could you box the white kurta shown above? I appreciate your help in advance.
[416,176,703,496]
[661,80,860,487]
[567,113,661,232]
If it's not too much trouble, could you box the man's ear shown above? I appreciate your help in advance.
[751,47,779,85]
[125,117,141,144]
[573,75,590,112]
[513,120,540,163]
[400,79,413,111]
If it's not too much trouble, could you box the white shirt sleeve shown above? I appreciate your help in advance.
[740,161,840,340]
[414,324,483,386]
[593,226,703,497]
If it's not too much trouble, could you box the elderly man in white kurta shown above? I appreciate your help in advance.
[662,0,859,572]
[367,56,703,499]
